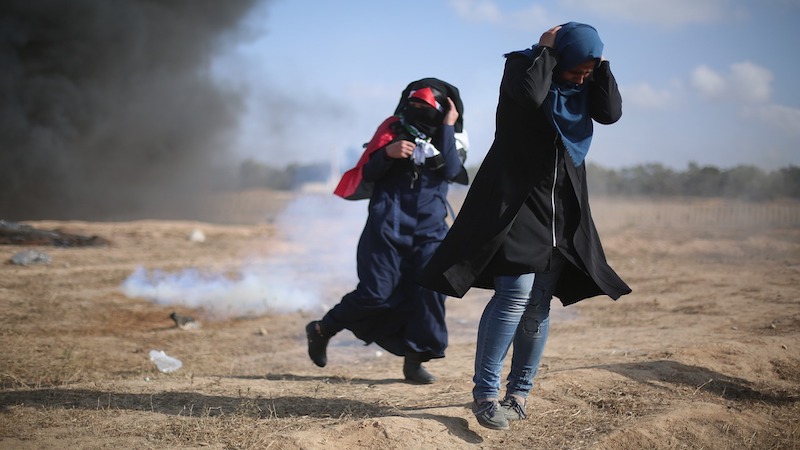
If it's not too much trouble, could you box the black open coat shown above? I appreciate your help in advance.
[418,46,631,305]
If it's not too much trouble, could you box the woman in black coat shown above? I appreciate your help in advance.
[419,22,631,430]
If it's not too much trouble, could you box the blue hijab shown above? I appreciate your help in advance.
[516,22,603,166]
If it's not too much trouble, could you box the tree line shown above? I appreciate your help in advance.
[585,162,800,200]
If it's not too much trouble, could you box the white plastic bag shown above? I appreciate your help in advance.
[149,350,182,373]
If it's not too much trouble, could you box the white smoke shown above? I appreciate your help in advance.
[120,193,367,319]
[120,265,317,318]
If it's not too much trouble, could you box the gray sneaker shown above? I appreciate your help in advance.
[499,396,527,420]
[471,400,509,430]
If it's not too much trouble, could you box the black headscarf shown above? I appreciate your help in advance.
[394,78,464,133]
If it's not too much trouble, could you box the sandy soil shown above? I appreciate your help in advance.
[1,190,799,450]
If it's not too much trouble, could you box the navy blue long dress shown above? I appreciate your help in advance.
[321,117,465,362]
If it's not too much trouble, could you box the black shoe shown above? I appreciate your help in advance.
[499,395,527,420]
[305,321,329,367]
[403,357,436,384]
[472,400,509,430]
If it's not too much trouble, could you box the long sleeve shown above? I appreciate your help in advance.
[500,47,559,110]
[361,148,394,182]
[588,60,622,124]
[435,124,465,181]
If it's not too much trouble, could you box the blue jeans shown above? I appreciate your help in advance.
[472,252,566,401]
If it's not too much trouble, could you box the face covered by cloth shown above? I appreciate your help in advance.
[400,86,444,138]
[398,86,448,167]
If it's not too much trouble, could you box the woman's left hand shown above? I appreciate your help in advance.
[443,97,458,126]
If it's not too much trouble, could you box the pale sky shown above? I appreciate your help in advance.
[213,0,800,172]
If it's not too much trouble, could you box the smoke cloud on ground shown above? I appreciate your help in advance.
[120,193,366,318]
[0,0,265,220]
[121,265,320,318]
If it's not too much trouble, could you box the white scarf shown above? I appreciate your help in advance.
[411,138,440,166]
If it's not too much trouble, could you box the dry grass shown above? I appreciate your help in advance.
[1,190,799,449]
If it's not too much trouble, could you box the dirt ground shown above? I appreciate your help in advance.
[1,190,799,450]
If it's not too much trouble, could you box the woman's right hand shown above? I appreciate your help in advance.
[385,140,416,159]
[538,25,561,49]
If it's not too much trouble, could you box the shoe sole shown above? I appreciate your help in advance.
[403,376,436,385]
[474,418,509,430]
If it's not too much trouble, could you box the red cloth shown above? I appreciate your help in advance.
[334,117,400,200]
[408,86,441,111]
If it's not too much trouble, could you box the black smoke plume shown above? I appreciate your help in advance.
[0,0,263,220]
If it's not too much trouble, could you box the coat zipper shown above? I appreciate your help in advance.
[550,136,558,248]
